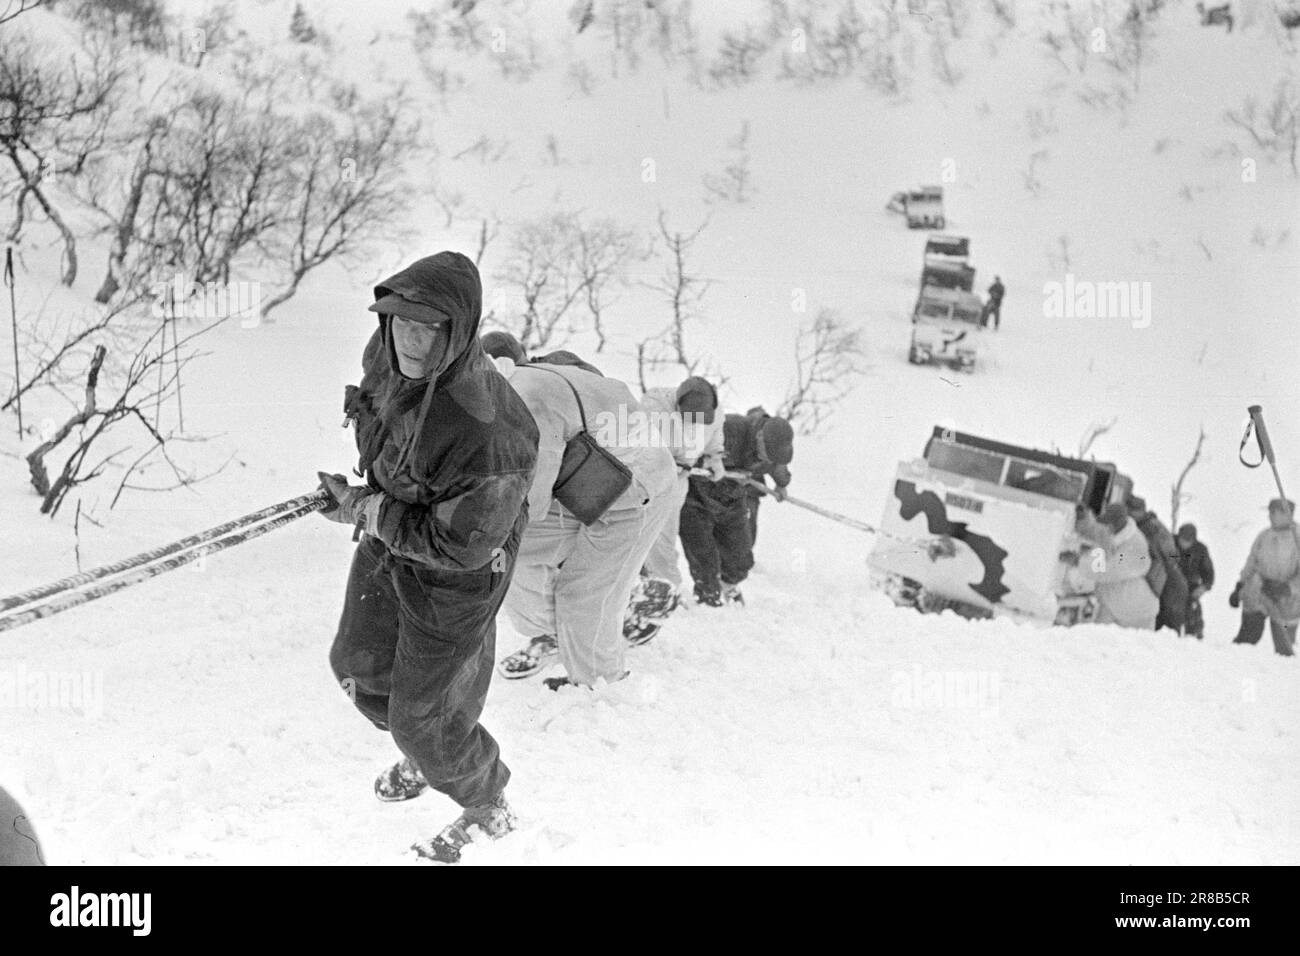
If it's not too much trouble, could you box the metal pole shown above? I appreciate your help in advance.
[710,468,880,535]
[4,247,21,438]
[0,491,329,613]
[0,494,329,633]
[1247,405,1287,502]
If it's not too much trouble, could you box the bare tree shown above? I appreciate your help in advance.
[493,211,638,352]
[575,218,639,351]
[1170,426,1206,530]
[638,210,712,379]
[1077,417,1117,458]
[2,290,147,415]
[24,307,228,516]
[1225,79,1300,177]
[496,212,587,352]
[259,99,420,320]
[708,24,771,86]
[703,121,754,204]
[87,112,170,303]
[0,28,124,285]
[474,214,501,266]
[0,0,45,26]
[777,307,867,434]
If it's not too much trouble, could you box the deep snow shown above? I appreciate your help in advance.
[0,0,1297,864]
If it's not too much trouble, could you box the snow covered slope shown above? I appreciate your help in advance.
[0,1,1296,863]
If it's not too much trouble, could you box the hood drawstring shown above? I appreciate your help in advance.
[394,374,438,477]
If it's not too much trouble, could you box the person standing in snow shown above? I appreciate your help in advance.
[492,347,677,687]
[739,406,793,547]
[321,252,539,864]
[679,411,794,606]
[1074,503,1159,629]
[1175,523,1214,640]
[982,276,1005,330]
[623,376,726,639]
[1126,495,1189,634]
[1230,498,1299,657]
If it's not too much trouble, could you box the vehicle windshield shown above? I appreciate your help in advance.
[1003,458,1087,502]
[927,442,1005,484]
[926,441,1088,503]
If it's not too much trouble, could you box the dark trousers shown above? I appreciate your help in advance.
[984,301,1001,329]
[1233,610,1297,657]
[679,498,754,596]
[1184,597,1204,638]
[329,529,518,808]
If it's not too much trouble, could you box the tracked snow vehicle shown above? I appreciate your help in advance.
[887,185,946,229]
[867,427,1134,626]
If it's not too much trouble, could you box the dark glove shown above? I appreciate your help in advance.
[318,471,373,526]
[1228,581,1241,609]
[771,484,788,502]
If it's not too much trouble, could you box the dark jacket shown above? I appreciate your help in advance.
[687,410,791,512]
[988,280,1005,303]
[1134,509,1189,628]
[345,252,539,571]
[1177,536,1215,594]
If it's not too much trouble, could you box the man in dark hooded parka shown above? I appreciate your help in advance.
[319,251,538,863]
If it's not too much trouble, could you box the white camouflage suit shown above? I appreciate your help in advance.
[495,360,676,685]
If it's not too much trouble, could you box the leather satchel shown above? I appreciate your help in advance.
[530,365,633,525]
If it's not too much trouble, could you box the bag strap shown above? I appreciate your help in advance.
[1239,419,1263,468]
[526,363,590,432]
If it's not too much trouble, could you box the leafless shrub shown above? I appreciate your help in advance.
[777,307,866,434]
[708,24,772,87]
[1077,417,1117,459]
[258,98,420,320]
[494,211,639,353]
[0,0,45,27]
[1170,426,1206,530]
[1225,78,1300,176]
[23,304,229,516]
[702,121,754,204]
[0,27,124,285]
[637,210,713,383]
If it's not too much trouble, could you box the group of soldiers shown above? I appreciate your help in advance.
[316,252,793,862]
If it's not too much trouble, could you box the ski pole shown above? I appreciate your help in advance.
[0,491,329,613]
[0,492,330,633]
[1244,404,1300,564]
[4,246,20,439]
[1246,405,1287,502]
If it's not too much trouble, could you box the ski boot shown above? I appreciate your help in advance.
[629,577,679,621]
[375,756,430,803]
[497,634,559,680]
[622,617,661,646]
[412,792,517,864]
[694,583,724,608]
